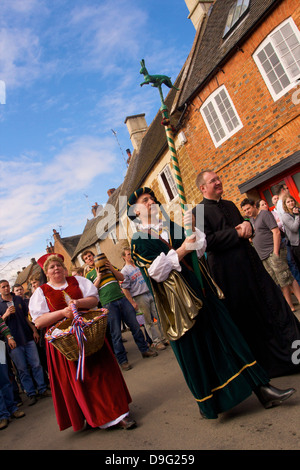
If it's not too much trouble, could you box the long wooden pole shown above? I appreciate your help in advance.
[138,60,204,288]
[160,98,204,290]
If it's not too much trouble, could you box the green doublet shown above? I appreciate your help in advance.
[131,221,269,418]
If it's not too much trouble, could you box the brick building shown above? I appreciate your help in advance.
[38,0,300,270]
[45,229,81,274]
[175,0,300,207]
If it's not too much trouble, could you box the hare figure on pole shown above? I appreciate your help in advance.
[139,59,179,110]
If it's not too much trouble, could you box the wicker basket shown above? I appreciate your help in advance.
[45,309,108,361]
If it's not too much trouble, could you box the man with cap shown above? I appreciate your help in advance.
[127,186,296,419]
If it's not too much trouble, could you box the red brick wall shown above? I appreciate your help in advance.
[180,0,300,208]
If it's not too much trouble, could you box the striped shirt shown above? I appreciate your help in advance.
[86,268,124,305]
[0,317,11,338]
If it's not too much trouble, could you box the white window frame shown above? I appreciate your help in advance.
[200,85,243,147]
[223,0,250,38]
[253,17,300,101]
[158,164,178,202]
[110,228,118,245]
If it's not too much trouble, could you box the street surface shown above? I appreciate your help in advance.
[1,306,300,453]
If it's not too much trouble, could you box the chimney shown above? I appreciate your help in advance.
[184,0,213,30]
[124,114,148,151]
[53,229,60,240]
[46,242,54,253]
[107,188,115,197]
[92,202,99,217]
[126,148,132,165]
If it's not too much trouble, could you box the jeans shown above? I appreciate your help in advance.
[104,297,149,365]
[9,340,47,397]
[0,364,18,419]
[134,292,166,344]
[286,243,300,284]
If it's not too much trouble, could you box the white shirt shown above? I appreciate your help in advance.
[137,222,207,283]
[29,276,99,322]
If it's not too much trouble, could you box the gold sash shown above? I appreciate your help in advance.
[149,270,203,341]
[198,259,225,300]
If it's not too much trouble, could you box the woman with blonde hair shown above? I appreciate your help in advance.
[29,253,135,432]
[282,195,300,271]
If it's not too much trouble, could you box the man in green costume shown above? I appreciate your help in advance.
[127,187,296,419]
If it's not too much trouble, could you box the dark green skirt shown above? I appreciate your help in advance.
[170,292,269,419]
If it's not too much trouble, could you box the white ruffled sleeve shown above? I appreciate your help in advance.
[148,228,207,283]
[28,276,99,323]
[76,276,99,300]
[148,249,181,282]
[185,227,207,258]
[28,287,50,322]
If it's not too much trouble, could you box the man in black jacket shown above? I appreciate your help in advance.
[0,280,50,405]
[193,169,300,378]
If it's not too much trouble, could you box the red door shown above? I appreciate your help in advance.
[258,165,300,209]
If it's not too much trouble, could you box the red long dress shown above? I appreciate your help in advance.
[40,277,132,431]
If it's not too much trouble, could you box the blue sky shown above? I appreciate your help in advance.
[0,0,196,282]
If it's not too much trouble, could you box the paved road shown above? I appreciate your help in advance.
[2,307,300,453]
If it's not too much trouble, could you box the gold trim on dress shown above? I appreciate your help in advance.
[195,361,257,402]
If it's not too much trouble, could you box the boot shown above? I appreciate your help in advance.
[255,384,296,409]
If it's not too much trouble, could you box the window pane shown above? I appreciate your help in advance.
[270,181,285,195]
[164,165,178,196]
[272,81,283,94]
[267,70,278,85]
[215,89,240,134]
[281,23,294,41]
[258,49,267,63]
[223,0,249,37]
[203,103,225,143]
[263,190,273,207]
[201,86,242,146]
[288,63,300,77]
[279,74,290,88]
[293,45,300,61]
[269,51,280,67]
[161,171,175,201]
[273,22,300,79]
[287,34,298,49]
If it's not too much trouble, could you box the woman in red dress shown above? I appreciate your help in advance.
[29,253,135,432]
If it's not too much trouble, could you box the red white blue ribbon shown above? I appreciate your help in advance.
[70,303,86,381]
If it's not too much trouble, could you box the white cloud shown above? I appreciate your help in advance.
[0,135,117,244]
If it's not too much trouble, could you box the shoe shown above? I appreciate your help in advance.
[28,395,37,406]
[255,384,296,409]
[39,390,51,398]
[142,349,158,358]
[11,410,25,419]
[120,362,132,371]
[155,342,166,351]
[117,416,137,430]
[0,419,9,430]
[199,409,208,419]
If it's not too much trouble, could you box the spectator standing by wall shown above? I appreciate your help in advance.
[281,194,300,273]
[241,199,300,312]
[0,280,50,406]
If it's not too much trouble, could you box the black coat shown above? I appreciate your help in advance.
[193,197,300,378]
